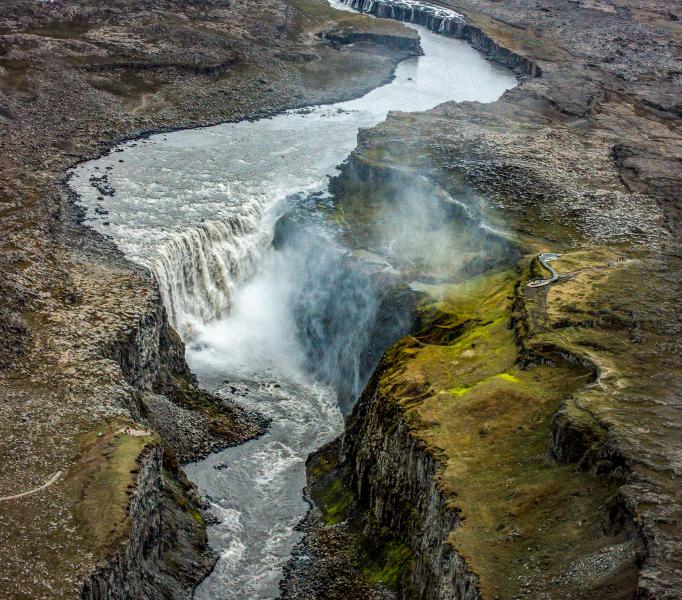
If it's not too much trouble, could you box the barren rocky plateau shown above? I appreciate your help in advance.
[0,0,680,599]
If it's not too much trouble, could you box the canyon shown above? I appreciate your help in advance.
[0,0,680,599]
[281,2,682,598]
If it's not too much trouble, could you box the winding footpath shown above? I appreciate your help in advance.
[527,252,561,288]
[0,471,62,502]
[0,429,149,502]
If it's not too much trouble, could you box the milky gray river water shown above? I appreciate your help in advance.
[69,3,515,597]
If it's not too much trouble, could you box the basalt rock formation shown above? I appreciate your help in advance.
[340,0,540,76]
[282,1,682,599]
[0,1,420,597]
[80,446,213,600]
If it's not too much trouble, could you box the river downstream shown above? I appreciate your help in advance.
[68,3,515,598]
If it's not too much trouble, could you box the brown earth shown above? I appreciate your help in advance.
[1,0,681,598]
[0,1,419,597]
[281,1,682,599]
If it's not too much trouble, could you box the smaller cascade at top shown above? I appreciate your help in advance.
[339,0,467,37]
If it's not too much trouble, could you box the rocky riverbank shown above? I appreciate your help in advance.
[2,0,680,598]
[0,1,420,597]
[282,1,682,599]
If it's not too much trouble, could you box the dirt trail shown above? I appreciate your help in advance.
[0,471,62,502]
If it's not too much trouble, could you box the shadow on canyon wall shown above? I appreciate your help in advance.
[268,167,518,412]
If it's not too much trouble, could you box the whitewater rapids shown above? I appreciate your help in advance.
[68,4,516,598]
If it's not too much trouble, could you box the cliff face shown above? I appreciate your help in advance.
[0,0,422,597]
[80,447,213,600]
[343,369,479,600]
[68,283,260,599]
[338,0,540,76]
[104,288,267,463]
[321,25,422,53]
[283,0,681,588]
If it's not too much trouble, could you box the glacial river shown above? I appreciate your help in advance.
[69,2,515,598]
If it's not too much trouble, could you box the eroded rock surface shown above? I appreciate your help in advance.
[283,1,682,599]
[0,1,419,597]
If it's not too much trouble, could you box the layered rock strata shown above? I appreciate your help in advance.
[0,1,420,597]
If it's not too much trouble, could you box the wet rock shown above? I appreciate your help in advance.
[0,0,418,597]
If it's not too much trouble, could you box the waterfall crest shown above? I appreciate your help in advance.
[339,0,467,37]
[142,200,269,338]
[66,12,521,598]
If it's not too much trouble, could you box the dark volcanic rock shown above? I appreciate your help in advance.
[283,2,682,598]
[0,0,419,597]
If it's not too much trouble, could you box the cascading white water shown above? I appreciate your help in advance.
[342,0,466,36]
[69,5,517,598]
[69,11,513,343]
[149,205,266,336]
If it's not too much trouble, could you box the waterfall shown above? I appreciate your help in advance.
[271,215,415,413]
[142,199,269,338]
[338,0,466,38]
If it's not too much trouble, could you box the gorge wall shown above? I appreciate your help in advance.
[342,367,480,600]
[282,0,682,587]
[0,1,423,597]
[338,0,540,76]
[80,446,212,600]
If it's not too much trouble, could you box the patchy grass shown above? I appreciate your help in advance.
[308,442,356,526]
[307,440,414,591]
[457,9,575,63]
[163,470,205,526]
[372,264,636,597]
[528,249,681,477]
[363,540,413,589]
[26,22,92,40]
[67,420,158,559]
[0,58,33,96]
[281,0,418,91]
[86,71,167,109]
[315,478,355,525]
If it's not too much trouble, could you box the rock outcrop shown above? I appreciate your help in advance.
[339,0,540,75]
[80,447,213,600]
[342,369,480,600]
